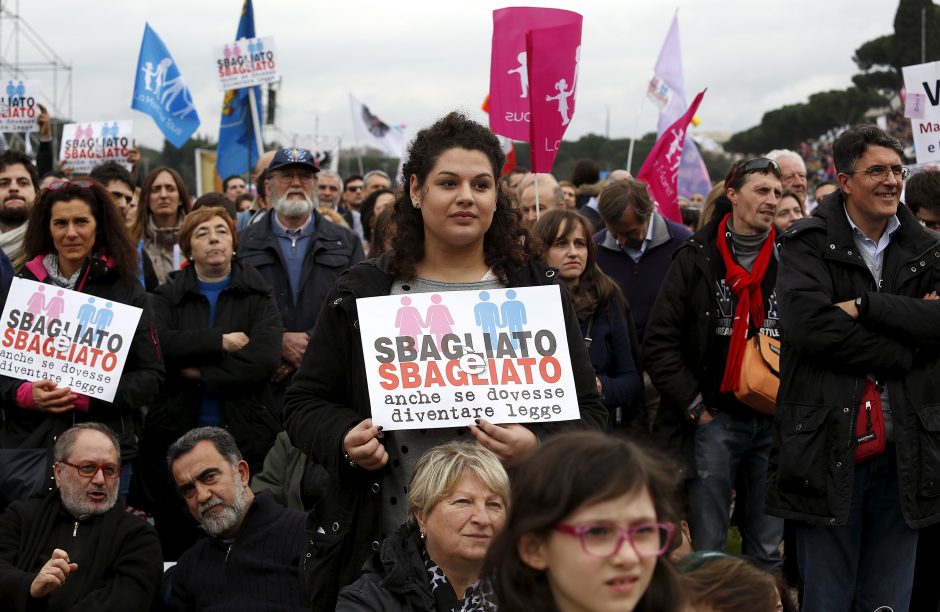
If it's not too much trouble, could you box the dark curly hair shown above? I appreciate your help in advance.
[24,178,139,280]
[389,111,534,282]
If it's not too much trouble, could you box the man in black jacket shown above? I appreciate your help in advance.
[165,426,308,611]
[644,157,784,568]
[769,124,940,611]
[237,147,364,414]
[0,423,162,611]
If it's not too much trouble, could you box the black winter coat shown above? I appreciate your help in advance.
[236,210,365,336]
[335,522,435,611]
[767,194,940,528]
[643,218,779,474]
[284,255,607,610]
[0,255,163,461]
[148,260,283,468]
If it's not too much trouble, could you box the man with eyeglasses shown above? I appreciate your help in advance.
[0,423,162,609]
[769,124,940,611]
[766,149,808,204]
[237,148,364,415]
[342,174,365,212]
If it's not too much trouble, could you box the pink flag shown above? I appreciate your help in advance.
[527,21,582,173]
[636,89,706,224]
[488,7,582,143]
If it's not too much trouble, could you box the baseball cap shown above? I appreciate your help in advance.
[267,147,319,174]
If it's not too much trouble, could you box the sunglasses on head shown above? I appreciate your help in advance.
[48,179,95,191]
[724,158,781,189]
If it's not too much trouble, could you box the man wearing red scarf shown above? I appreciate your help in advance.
[644,157,784,569]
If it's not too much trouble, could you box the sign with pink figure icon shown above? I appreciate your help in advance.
[214,36,278,90]
[488,7,582,144]
[59,120,134,174]
[0,278,143,402]
[356,286,580,430]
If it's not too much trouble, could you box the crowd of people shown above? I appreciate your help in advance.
[0,108,937,612]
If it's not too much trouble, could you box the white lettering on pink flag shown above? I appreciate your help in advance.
[636,90,706,224]
[527,20,582,173]
[489,7,582,143]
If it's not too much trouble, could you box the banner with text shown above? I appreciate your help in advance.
[59,121,133,175]
[903,60,940,164]
[357,286,579,430]
[214,36,278,90]
[0,278,143,402]
[0,79,41,132]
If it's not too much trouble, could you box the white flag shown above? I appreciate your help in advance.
[349,93,404,158]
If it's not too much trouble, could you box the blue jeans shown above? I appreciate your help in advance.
[687,410,782,567]
[795,447,918,612]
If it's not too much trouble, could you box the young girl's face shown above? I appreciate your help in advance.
[520,487,661,612]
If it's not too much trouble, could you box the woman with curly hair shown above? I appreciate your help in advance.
[284,111,606,608]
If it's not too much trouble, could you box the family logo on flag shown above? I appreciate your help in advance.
[637,89,706,224]
[131,23,200,148]
[646,75,671,110]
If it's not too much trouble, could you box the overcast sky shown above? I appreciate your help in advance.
[7,0,900,154]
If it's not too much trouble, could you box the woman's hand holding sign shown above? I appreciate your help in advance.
[470,419,538,468]
[31,379,77,413]
[343,418,388,471]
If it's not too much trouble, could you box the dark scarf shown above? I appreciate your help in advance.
[714,212,775,393]
[421,546,496,612]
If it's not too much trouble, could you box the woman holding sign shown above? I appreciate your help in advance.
[284,111,606,606]
[0,179,163,500]
[534,209,642,430]
[130,167,192,285]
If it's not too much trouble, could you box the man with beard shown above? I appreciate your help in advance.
[237,147,364,413]
[165,427,308,611]
[0,150,39,271]
[0,423,162,610]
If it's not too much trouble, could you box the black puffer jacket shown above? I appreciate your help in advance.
[767,194,940,528]
[147,260,283,468]
[335,522,435,611]
[0,255,163,461]
[284,255,607,610]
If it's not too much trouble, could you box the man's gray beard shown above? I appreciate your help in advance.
[59,481,118,517]
[274,191,315,219]
[198,479,250,536]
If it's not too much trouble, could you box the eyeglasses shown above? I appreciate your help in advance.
[110,191,134,204]
[48,179,95,191]
[724,158,781,189]
[554,521,675,559]
[57,460,120,480]
[269,170,316,184]
[843,165,910,182]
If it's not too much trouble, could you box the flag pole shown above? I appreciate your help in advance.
[626,96,645,173]
[248,87,264,158]
[534,172,541,222]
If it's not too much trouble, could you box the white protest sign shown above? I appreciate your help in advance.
[902,61,940,163]
[0,79,41,132]
[356,285,580,431]
[0,278,143,402]
[214,36,278,90]
[59,121,133,174]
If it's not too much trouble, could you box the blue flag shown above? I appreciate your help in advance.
[216,0,263,180]
[131,23,200,148]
